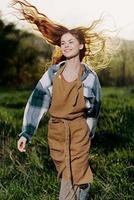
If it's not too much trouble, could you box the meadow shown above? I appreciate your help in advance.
[0,87,134,200]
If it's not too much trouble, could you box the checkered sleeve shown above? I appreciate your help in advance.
[19,69,52,143]
[85,73,102,139]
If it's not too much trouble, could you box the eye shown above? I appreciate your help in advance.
[69,41,73,44]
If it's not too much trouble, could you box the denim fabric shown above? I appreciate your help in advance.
[79,183,90,200]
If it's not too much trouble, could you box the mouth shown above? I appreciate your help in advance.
[64,49,72,53]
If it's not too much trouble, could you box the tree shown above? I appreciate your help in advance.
[0,18,52,88]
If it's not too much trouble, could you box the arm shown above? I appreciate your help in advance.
[85,73,102,139]
[19,68,52,143]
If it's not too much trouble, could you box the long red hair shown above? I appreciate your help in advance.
[11,0,113,70]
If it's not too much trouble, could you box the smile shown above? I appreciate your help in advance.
[64,49,72,53]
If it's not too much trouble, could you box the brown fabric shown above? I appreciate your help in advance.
[48,117,93,184]
[49,64,85,119]
[47,64,93,188]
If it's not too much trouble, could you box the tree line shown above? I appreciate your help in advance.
[0,18,52,88]
[99,38,134,86]
[0,18,134,88]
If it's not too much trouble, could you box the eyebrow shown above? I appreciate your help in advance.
[61,39,74,42]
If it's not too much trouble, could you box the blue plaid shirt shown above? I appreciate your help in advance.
[19,61,102,142]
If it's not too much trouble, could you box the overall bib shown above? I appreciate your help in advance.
[48,64,93,199]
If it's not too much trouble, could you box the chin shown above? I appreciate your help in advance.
[63,52,73,57]
[63,52,77,58]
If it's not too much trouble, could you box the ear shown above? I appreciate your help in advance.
[79,44,84,50]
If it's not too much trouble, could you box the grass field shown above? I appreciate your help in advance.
[0,87,134,200]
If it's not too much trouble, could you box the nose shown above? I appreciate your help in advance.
[64,43,69,48]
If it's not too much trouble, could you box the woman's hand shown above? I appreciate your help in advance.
[17,136,27,152]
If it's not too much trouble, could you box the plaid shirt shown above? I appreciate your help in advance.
[19,61,102,142]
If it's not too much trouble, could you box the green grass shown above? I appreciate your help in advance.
[0,87,134,200]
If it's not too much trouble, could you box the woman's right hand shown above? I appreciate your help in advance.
[17,136,27,152]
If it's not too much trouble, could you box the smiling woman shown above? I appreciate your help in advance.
[11,0,110,200]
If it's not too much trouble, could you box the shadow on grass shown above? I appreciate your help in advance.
[92,132,132,153]
[0,102,25,109]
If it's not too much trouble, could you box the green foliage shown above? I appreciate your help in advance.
[98,39,134,86]
[0,87,134,199]
[0,19,52,88]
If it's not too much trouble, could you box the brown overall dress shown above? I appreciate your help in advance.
[48,65,93,199]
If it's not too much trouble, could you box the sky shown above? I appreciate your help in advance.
[0,0,134,40]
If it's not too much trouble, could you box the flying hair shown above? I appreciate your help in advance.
[11,0,115,70]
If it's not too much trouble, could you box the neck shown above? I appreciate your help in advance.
[65,55,81,70]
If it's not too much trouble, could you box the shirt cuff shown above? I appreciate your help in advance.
[19,124,36,143]
[19,131,32,143]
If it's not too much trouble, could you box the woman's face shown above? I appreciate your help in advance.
[60,32,83,59]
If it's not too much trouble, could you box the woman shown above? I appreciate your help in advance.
[12,0,109,199]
